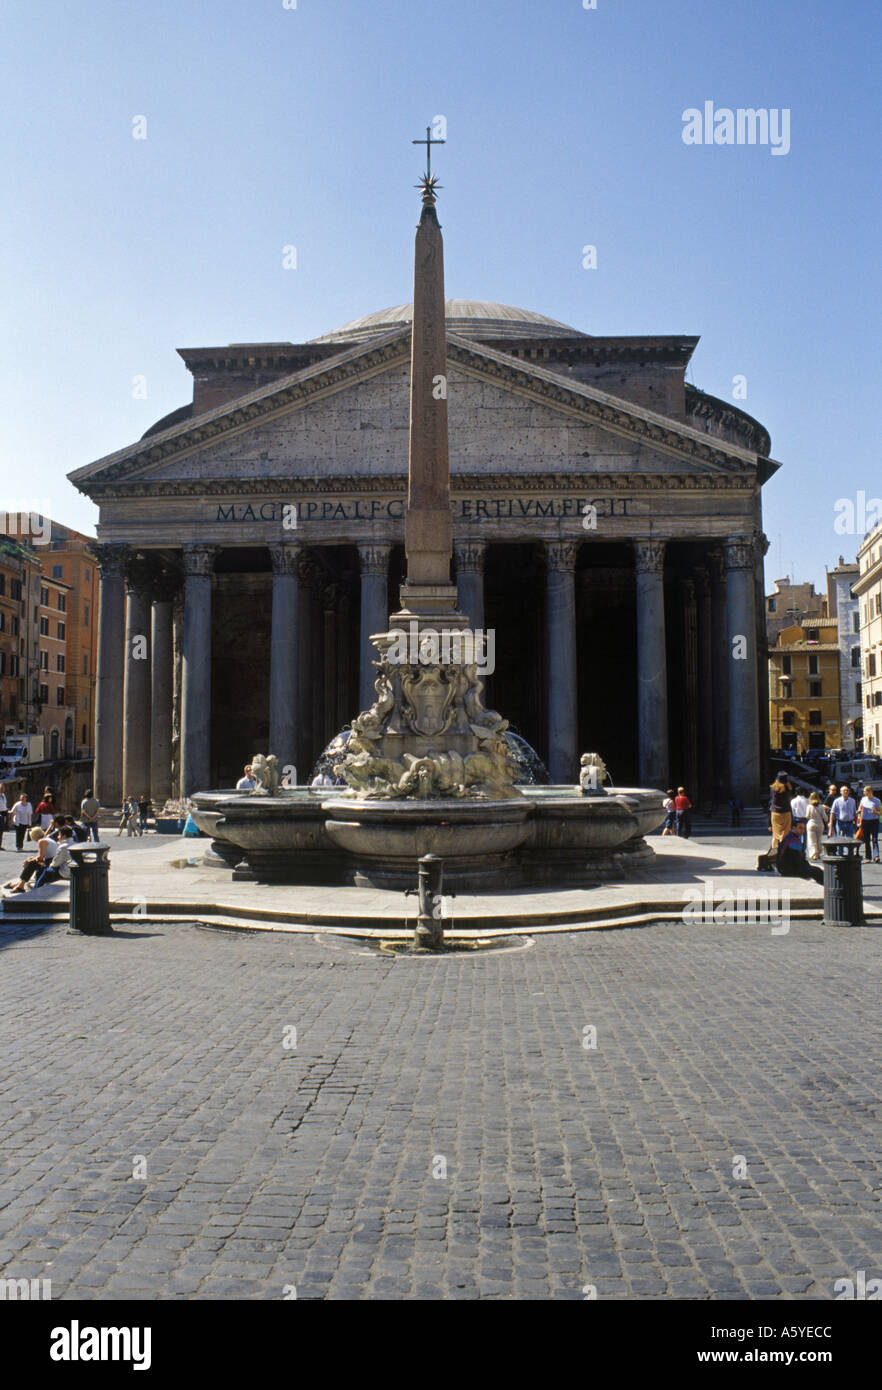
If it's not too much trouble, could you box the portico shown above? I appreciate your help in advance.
[74,300,776,807]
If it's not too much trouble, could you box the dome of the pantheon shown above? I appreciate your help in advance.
[311,299,588,345]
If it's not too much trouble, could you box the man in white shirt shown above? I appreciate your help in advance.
[831,785,857,854]
[858,785,881,864]
[11,794,32,851]
[235,765,255,791]
[790,791,810,826]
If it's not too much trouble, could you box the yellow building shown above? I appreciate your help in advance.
[768,619,842,753]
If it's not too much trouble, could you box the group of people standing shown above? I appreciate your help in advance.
[118,794,152,836]
[768,777,880,863]
[661,788,693,838]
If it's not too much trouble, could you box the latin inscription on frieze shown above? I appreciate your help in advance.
[215,495,638,524]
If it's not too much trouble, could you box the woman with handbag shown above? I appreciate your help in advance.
[858,785,881,863]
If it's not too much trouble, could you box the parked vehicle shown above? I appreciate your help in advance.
[0,733,45,768]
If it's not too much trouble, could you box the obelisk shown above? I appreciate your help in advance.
[392,142,467,630]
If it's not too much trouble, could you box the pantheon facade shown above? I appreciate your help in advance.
[70,300,776,806]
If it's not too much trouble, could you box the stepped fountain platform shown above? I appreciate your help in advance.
[3,835,869,939]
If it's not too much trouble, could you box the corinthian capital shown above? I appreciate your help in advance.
[357,544,391,578]
[633,539,666,574]
[454,539,487,573]
[182,544,217,578]
[725,535,756,571]
[544,540,579,573]
[89,542,129,579]
[269,543,302,577]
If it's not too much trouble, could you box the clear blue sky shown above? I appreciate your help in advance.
[2,0,879,592]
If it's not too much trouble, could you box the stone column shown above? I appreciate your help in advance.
[708,551,729,802]
[171,590,184,798]
[93,543,128,807]
[180,545,216,796]
[725,535,761,804]
[634,540,669,789]
[693,566,714,804]
[322,581,340,749]
[454,539,486,630]
[679,577,698,799]
[269,543,301,777]
[545,541,579,783]
[297,553,319,780]
[122,561,153,801]
[358,544,390,711]
[149,575,177,807]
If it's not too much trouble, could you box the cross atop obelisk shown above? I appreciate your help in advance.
[395,124,465,626]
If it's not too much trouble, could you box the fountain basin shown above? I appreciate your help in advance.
[191,784,665,890]
[323,796,532,890]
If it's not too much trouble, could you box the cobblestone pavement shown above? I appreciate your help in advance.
[1,911,880,1300]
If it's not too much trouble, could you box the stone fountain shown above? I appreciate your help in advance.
[191,145,665,889]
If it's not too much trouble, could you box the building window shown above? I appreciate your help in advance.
[83,603,89,626]
[876,595,882,617]
[11,580,21,601]
[57,593,65,613]
[81,724,87,744]
[0,652,4,676]
[809,680,822,697]
[852,646,862,668]
[40,586,48,605]
[56,686,64,706]
[9,655,18,677]
[767,596,776,612]
[39,683,48,705]
[83,696,88,711]
[40,651,48,670]
[853,611,860,633]
[56,621,65,640]
[51,564,63,579]
[84,567,90,582]
[806,628,819,642]
[0,612,4,633]
[868,653,877,678]
[39,616,48,635]
[11,616,18,637]
[857,682,862,702]
[808,654,819,675]
[781,655,792,676]
[82,654,88,674]
[782,711,796,727]
[56,654,65,673]
[809,709,822,725]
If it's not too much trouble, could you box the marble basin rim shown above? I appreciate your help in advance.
[322,795,532,863]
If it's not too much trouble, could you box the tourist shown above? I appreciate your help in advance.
[768,778,792,848]
[776,823,823,885]
[11,792,32,851]
[674,787,692,838]
[0,784,7,850]
[80,788,100,842]
[137,793,152,836]
[235,765,255,791]
[118,795,137,836]
[805,793,828,861]
[823,782,839,813]
[33,789,56,831]
[857,785,881,863]
[3,829,62,894]
[728,794,741,827]
[32,827,75,887]
[661,790,676,835]
[831,785,857,853]
[790,787,810,830]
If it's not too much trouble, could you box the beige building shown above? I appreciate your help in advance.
[765,576,826,646]
[768,618,842,753]
[854,522,882,753]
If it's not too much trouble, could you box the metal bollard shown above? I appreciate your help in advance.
[821,836,864,927]
[67,844,114,936]
[413,853,444,951]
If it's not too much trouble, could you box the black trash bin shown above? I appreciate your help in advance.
[821,836,864,927]
[68,844,114,936]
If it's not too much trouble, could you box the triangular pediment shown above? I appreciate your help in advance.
[69,326,765,496]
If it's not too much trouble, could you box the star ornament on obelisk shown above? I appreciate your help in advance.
[391,123,468,631]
